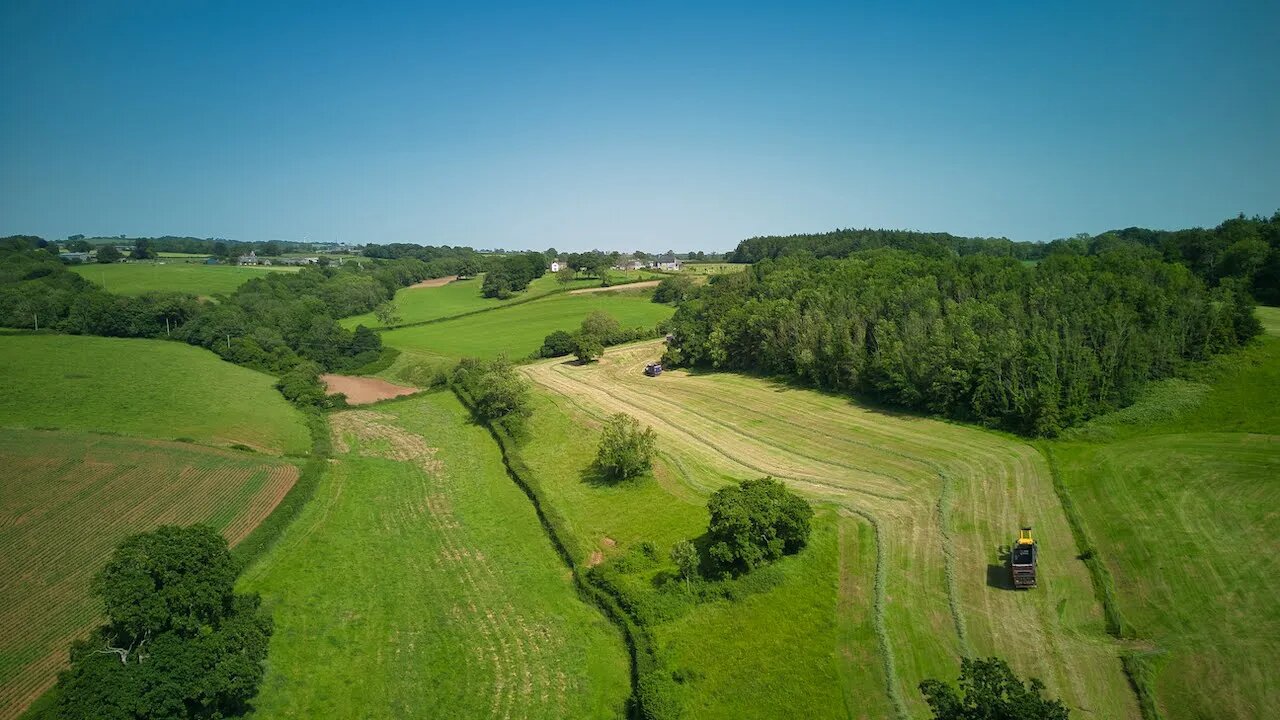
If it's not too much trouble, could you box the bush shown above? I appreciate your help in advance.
[573,331,605,363]
[706,477,813,574]
[652,275,695,304]
[539,329,577,358]
[451,357,532,432]
[596,413,657,480]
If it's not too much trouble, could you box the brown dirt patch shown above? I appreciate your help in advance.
[602,537,616,548]
[587,551,604,567]
[568,280,660,295]
[408,275,458,289]
[321,374,417,405]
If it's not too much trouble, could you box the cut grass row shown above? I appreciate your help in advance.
[523,341,1139,718]
[238,393,629,719]
[69,261,298,296]
[0,334,310,455]
[0,430,300,720]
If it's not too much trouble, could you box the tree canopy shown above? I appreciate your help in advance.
[706,477,812,574]
[920,657,1069,720]
[55,525,272,720]
[595,413,657,480]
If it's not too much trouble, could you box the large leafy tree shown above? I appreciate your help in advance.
[706,477,812,573]
[595,413,657,480]
[920,657,1070,720]
[55,525,272,720]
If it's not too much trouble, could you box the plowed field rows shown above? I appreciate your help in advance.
[0,430,299,719]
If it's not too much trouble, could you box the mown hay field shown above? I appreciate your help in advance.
[69,261,298,296]
[239,392,629,719]
[0,430,299,719]
[1048,332,1280,720]
[678,262,749,275]
[0,334,310,455]
[377,288,674,362]
[524,342,1139,718]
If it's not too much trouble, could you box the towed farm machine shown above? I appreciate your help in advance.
[1010,526,1038,589]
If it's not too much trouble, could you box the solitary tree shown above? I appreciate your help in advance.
[56,525,272,719]
[373,300,401,327]
[573,331,604,363]
[556,266,576,285]
[670,540,700,592]
[919,657,1069,720]
[595,413,657,480]
[706,477,813,574]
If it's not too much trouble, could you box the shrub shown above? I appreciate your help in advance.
[596,413,657,480]
[706,477,813,574]
[653,275,695,304]
[451,357,532,432]
[539,329,577,358]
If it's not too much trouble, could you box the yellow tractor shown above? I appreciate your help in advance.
[1010,526,1038,589]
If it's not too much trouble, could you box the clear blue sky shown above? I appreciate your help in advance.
[2,1,1277,251]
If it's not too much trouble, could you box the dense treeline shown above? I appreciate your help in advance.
[359,243,484,278]
[664,249,1259,435]
[481,252,548,298]
[0,239,441,407]
[728,228,1039,263]
[1066,212,1280,304]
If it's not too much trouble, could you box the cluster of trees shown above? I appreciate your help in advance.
[450,357,532,432]
[920,657,1069,720]
[0,240,449,408]
[1064,212,1280,304]
[728,228,1039,263]
[665,249,1259,435]
[536,310,662,362]
[705,478,813,575]
[595,413,657,480]
[651,275,696,304]
[481,253,547,298]
[359,243,482,278]
[52,526,271,720]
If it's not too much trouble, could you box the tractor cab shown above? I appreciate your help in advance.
[1010,526,1038,589]
[644,362,663,377]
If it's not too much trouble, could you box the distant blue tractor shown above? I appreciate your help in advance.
[644,363,663,377]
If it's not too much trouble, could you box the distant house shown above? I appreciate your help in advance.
[619,259,645,271]
[652,253,681,271]
[550,259,566,273]
[238,251,259,266]
[59,252,91,263]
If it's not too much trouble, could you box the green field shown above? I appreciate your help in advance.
[523,342,1138,718]
[0,334,309,455]
[239,392,629,719]
[1047,333,1280,720]
[1258,305,1280,337]
[70,261,298,296]
[377,288,674,362]
[0,429,300,719]
[679,262,748,275]
[341,271,661,329]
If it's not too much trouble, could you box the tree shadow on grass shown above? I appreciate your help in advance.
[987,546,1014,590]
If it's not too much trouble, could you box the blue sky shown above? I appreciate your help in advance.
[2,1,1277,251]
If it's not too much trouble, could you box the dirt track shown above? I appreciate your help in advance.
[408,275,458,289]
[568,280,660,295]
[321,374,417,405]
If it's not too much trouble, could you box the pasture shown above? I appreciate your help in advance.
[524,341,1139,718]
[0,430,299,719]
[377,288,673,362]
[1048,334,1280,720]
[679,262,748,275]
[239,392,629,719]
[70,261,297,296]
[0,334,310,455]
[341,271,661,329]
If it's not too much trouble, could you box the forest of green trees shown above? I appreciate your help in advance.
[664,247,1259,435]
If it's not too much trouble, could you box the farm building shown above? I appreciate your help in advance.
[58,252,91,263]
[653,253,681,271]
[550,259,566,273]
[616,259,645,271]
[238,251,260,265]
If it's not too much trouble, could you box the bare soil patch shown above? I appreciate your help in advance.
[322,374,418,405]
[568,280,660,295]
[408,275,459,289]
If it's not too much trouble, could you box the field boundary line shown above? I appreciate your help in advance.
[1040,444,1164,720]
[367,276,659,332]
[450,385,661,719]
